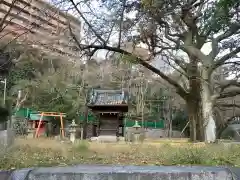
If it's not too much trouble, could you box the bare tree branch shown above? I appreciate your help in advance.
[217,90,240,99]
[212,46,240,70]
[69,25,189,99]
[217,103,240,109]
[118,0,127,48]
[68,0,106,44]
[219,80,240,91]
[0,0,18,31]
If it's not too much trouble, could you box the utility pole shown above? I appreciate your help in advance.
[0,78,7,129]
[3,78,6,106]
[1,78,7,106]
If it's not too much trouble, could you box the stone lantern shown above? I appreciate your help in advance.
[69,119,78,143]
[132,120,141,129]
[130,120,144,143]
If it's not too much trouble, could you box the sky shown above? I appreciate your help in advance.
[47,0,239,80]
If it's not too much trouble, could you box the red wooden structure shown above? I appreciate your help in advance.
[34,112,66,138]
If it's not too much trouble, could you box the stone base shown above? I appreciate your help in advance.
[90,136,117,143]
[27,133,34,139]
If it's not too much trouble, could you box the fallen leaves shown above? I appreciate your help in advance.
[1,138,240,169]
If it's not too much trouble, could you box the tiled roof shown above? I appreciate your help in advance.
[88,89,129,106]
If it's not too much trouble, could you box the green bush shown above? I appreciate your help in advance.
[73,141,89,152]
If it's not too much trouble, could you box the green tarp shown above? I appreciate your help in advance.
[29,114,53,121]
[14,108,56,121]
[124,119,164,128]
[15,108,164,128]
[78,114,98,123]
[14,108,30,118]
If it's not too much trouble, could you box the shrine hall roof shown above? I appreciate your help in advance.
[87,89,129,106]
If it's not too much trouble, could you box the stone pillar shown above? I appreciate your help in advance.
[70,129,76,143]
[27,121,35,138]
[69,119,78,143]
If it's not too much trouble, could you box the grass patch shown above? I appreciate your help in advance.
[1,138,240,169]
[73,140,89,152]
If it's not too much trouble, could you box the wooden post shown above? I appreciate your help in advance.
[92,124,97,137]
[35,112,44,138]
[80,127,83,141]
[116,113,120,141]
[83,106,88,139]
[32,121,35,129]
[97,113,100,136]
[121,125,124,137]
[120,115,124,136]
[180,121,189,137]
[60,113,64,138]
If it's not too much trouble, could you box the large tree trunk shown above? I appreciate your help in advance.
[201,81,216,143]
[214,107,225,138]
[186,98,204,142]
[187,102,197,141]
[187,66,205,142]
[201,69,216,143]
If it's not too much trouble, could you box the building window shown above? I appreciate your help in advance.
[31,22,40,28]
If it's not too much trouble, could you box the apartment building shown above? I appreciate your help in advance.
[0,0,81,60]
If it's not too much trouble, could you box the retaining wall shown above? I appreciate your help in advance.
[125,128,184,139]
[6,165,236,180]
[145,128,184,138]
[0,129,15,155]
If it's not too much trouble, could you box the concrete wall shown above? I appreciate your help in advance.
[125,128,184,139]
[0,129,14,155]
[146,128,184,138]
[87,126,184,139]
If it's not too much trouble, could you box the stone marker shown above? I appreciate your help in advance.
[69,119,78,143]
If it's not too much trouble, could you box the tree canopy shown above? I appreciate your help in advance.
[0,0,239,141]
[55,0,240,141]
